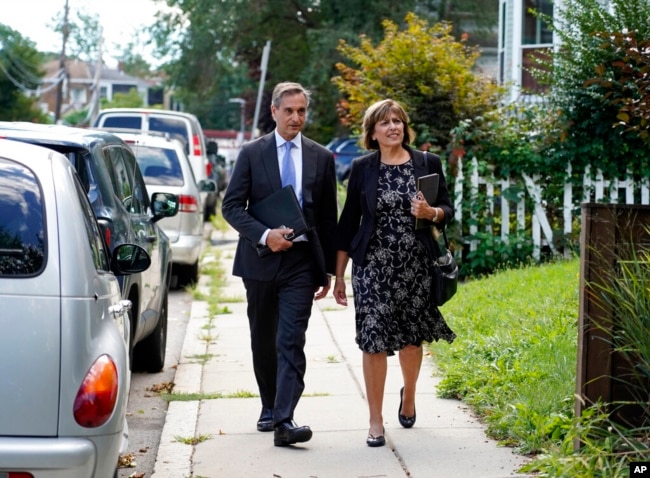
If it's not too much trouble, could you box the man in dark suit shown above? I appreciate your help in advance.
[221,82,338,446]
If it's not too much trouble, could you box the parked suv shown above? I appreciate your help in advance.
[0,122,179,373]
[114,130,217,288]
[92,108,218,220]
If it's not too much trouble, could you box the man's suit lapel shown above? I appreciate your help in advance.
[260,133,283,190]
[300,137,317,208]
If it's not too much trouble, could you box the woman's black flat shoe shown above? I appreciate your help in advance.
[398,387,416,428]
[366,428,386,447]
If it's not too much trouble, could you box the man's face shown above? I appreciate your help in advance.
[271,93,308,141]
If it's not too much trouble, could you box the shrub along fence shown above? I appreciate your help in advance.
[449,156,650,267]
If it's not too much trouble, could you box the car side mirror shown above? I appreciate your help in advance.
[198,179,217,192]
[111,243,151,274]
[150,192,179,222]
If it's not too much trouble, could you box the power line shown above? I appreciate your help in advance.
[0,59,63,94]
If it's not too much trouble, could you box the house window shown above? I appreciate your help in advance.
[521,0,552,94]
[523,0,552,45]
[70,87,87,105]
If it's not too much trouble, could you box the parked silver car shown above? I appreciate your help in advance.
[0,139,151,477]
[0,122,178,373]
[114,130,217,287]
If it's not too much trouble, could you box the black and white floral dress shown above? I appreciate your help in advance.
[352,159,456,354]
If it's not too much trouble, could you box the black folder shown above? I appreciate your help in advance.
[248,185,310,256]
[415,173,439,230]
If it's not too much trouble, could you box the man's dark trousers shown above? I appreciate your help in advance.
[243,242,314,425]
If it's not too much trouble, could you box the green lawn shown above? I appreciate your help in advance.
[428,257,650,477]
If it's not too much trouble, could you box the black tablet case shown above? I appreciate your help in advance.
[248,185,310,256]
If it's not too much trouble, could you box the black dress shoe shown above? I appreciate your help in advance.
[273,420,312,446]
[398,387,416,428]
[366,428,386,447]
[257,408,274,432]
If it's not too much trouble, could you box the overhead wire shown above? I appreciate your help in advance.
[0,32,61,95]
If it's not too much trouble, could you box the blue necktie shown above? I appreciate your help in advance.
[281,141,296,190]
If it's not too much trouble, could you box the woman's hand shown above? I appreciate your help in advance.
[333,278,348,306]
[410,192,439,222]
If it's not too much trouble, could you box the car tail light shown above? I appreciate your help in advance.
[4,473,34,478]
[97,219,112,249]
[178,194,199,213]
[73,355,119,428]
[192,134,202,156]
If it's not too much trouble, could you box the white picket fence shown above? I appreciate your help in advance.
[453,157,650,260]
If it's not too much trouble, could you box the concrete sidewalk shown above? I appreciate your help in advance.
[152,226,531,478]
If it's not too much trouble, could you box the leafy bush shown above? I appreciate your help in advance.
[461,231,535,278]
[332,12,503,151]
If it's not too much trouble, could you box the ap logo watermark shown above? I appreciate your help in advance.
[631,463,650,477]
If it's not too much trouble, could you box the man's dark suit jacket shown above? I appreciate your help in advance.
[335,147,454,264]
[222,132,338,286]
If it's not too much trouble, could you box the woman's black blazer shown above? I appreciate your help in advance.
[335,146,454,264]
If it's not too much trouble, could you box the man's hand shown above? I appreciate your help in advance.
[314,282,331,300]
[266,227,295,252]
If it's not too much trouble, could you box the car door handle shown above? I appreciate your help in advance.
[109,300,132,317]
[137,229,158,243]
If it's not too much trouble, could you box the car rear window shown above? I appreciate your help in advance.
[134,146,184,186]
[148,118,189,151]
[0,158,46,276]
[101,116,143,129]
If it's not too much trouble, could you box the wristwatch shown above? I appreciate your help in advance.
[431,208,439,222]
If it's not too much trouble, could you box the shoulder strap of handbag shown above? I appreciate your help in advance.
[423,150,448,246]
[422,150,435,175]
[441,227,450,249]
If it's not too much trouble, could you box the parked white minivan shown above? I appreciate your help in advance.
[93,108,218,220]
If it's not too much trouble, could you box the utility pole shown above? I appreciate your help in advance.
[251,40,271,139]
[54,0,70,123]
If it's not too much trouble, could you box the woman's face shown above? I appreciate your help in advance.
[372,111,404,149]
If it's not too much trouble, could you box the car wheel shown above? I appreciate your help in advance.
[177,261,199,288]
[132,291,168,373]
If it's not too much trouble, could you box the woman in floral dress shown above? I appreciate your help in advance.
[333,99,456,447]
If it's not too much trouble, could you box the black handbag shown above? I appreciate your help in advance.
[431,228,459,307]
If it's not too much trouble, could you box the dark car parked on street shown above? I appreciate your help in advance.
[0,122,179,373]
[326,136,368,184]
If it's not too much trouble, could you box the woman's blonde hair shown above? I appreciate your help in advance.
[360,99,416,150]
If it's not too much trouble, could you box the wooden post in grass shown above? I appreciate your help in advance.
[576,203,650,449]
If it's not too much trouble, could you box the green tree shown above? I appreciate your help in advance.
[147,1,499,142]
[538,0,650,178]
[0,25,49,122]
[117,45,151,79]
[332,12,502,150]
[51,7,101,63]
[148,1,436,140]
[100,88,145,109]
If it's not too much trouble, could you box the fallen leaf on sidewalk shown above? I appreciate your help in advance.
[147,381,174,393]
[118,453,136,468]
